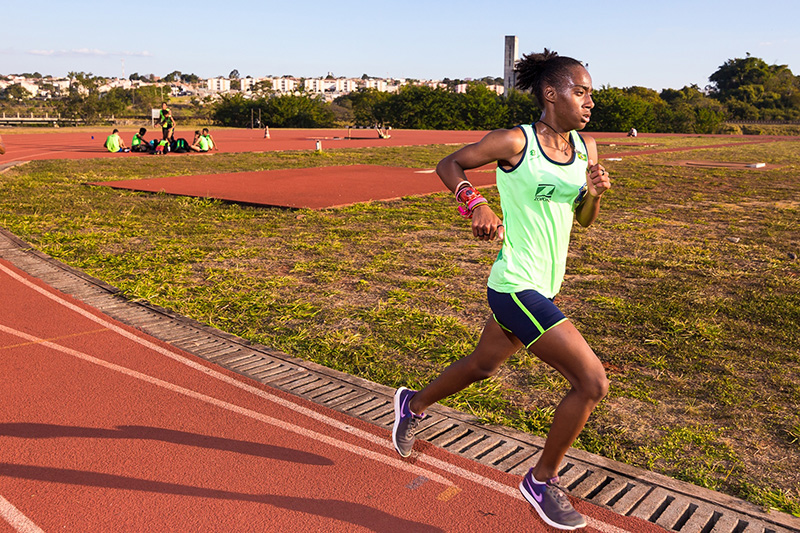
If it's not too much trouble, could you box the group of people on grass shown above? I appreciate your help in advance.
[104,102,218,155]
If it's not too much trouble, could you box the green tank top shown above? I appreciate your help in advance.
[105,133,121,152]
[132,133,143,146]
[198,135,211,151]
[486,124,589,298]
[160,109,173,127]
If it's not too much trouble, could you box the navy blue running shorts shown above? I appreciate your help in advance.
[487,287,568,348]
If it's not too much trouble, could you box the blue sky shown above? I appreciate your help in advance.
[2,0,799,91]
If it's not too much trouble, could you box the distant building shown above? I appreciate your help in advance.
[270,77,298,93]
[455,83,504,95]
[487,84,504,95]
[239,77,257,92]
[304,78,327,93]
[207,77,231,92]
[364,79,388,92]
[333,78,358,93]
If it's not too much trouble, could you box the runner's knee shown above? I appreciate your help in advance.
[463,352,504,381]
[577,371,608,404]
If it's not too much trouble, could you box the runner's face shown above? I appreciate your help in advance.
[556,67,594,130]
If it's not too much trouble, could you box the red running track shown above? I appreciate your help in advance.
[0,259,666,532]
[2,127,797,165]
[90,165,497,209]
[0,128,490,163]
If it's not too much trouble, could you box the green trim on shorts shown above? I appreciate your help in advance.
[494,293,569,348]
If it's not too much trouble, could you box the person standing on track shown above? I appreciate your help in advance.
[159,102,176,143]
[392,48,612,530]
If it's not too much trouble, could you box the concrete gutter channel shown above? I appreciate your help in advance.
[2,227,798,533]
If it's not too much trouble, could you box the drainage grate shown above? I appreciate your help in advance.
[2,228,798,533]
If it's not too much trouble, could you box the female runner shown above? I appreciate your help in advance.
[392,48,612,530]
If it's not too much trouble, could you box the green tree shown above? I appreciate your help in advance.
[163,70,182,83]
[212,93,336,128]
[0,84,33,101]
[586,87,656,132]
[180,73,201,84]
[264,94,336,128]
[132,85,164,113]
[249,79,274,95]
[504,89,540,127]
[660,85,726,133]
[341,88,391,126]
[708,55,800,120]
[382,85,463,129]
[458,83,508,130]
[211,93,252,127]
[56,72,104,123]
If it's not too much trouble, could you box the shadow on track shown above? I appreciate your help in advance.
[0,423,333,466]
[0,462,444,533]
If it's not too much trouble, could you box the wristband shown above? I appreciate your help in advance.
[467,196,488,211]
[456,185,479,205]
[454,180,472,198]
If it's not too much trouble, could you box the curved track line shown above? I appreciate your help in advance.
[0,495,44,533]
[0,322,456,490]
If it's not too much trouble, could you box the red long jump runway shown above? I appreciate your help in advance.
[0,259,665,532]
[89,165,497,209]
[0,128,489,163]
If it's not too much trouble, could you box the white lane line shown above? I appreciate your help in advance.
[0,322,455,490]
[0,262,635,532]
[0,495,44,533]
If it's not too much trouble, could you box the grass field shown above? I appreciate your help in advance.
[1,134,798,517]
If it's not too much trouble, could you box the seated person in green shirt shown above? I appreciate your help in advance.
[104,129,129,153]
[131,127,152,152]
[190,128,219,152]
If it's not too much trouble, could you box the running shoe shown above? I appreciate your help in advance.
[519,469,587,530]
[392,387,425,457]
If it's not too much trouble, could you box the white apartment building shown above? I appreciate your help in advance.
[270,77,298,93]
[304,78,329,93]
[454,83,504,95]
[239,77,257,92]
[333,78,358,93]
[207,77,231,92]
[364,79,388,92]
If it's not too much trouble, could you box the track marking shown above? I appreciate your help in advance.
[0,262,636,532]
[0,495,44,533]
[0,328,106,350]
[0,322,456,490]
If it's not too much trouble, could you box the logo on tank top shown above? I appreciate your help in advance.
[576,151,588,161]
[534,184,556,201]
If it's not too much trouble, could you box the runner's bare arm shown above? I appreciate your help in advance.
[576,135,611,227]
[435,128,525,192]
[436,128,525,241]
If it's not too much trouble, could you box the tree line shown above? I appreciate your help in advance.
[2,55,798,133]
[213,55,800,133]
